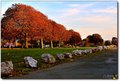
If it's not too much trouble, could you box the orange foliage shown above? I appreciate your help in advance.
[1,3,81,46]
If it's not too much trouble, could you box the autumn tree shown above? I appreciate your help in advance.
[1,4,49,48]
[67,30,81,47]
[57,24,71,47]
[112,37,118,46]
[30,10,49,49]
[82,38,90,47]
[104,40,111,46]
[87,33,104,46]
[1,3,82,48]
[44,20,71,48]
[44,20,59,48]
[1,18,19,41]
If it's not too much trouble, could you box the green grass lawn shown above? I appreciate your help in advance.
[1,47,94,63]
[1,47,118,78]
[2,47,95,77]
[10,49,118,79]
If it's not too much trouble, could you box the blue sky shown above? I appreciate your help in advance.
[1,1,117,40]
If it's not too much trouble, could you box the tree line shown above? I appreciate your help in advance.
[1,4,118,48]
[1,4,81,48]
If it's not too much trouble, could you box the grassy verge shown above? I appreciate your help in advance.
[3,47,116,78]
[1,47,94,63]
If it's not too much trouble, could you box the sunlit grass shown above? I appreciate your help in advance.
[1,47,94,63]
[2,47,118,78]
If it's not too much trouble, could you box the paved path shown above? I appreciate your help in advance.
[10,49,118,79]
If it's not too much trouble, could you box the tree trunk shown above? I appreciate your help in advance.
[41,38,44,49]
[58,41,61,47]
[51,40,53,48]
[25,33,28,48]
[15,39,17,47]
[31,44,33,48]
[22,44,24,48]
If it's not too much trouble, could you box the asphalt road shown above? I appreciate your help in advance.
[10,49,118,79]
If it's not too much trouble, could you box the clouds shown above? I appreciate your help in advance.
[92,7,117,14]
[50,2,117,40]
[56,2,95,17]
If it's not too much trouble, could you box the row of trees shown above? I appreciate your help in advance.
[82,34,104,47]
[1,4,117,48]
[104,37,118,46]
[1,4,81,48]
[82,34,118,47]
